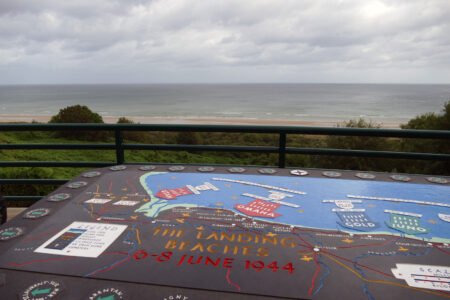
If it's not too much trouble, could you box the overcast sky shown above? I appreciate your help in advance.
[1,0,449,84]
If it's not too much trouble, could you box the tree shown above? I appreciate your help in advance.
[117,117,148,143]
[49,105,108,141]
[400,101,450,174]
[401,101,450,131]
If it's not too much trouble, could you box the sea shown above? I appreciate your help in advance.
[0,83,449,124]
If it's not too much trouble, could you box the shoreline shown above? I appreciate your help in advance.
[0,114,402,128]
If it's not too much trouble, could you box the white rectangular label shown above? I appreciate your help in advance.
[85,198,112,204]
[113,200,140,206]
[34,221,127,258]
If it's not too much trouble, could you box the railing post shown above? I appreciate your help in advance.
[279,132,286,168]
[115,129,124,165]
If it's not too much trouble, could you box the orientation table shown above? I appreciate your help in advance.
[0,165,449,300]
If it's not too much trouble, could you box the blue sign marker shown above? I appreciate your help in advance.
[336,211,380,232]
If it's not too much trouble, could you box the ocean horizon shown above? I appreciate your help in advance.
[1,83,449,124]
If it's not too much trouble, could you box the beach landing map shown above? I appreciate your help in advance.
[0,167,449,299]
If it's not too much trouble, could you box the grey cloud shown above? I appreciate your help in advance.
[0,0,449,84]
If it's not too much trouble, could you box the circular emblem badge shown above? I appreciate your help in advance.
[228,167,246,173]
[82,171,101,178]
[426,177,449,184]
[139,165,156,171]
[197,166,215,172]
[355,173,376,180]
[168,166,185,172]
[290,169,309,176]
[67,181,88,189]
[322,171,342,178]
[390,174,411,182]
[87,287,128,300]
[19,279,64,300]
[23,208,51,219]
[258,168,277,174]
[110,165,127,171]
[48,193,71,202]
[0,227,24,241]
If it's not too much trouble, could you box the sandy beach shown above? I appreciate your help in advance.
[0,114,402,128]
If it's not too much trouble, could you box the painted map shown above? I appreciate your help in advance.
[1,169,449,299]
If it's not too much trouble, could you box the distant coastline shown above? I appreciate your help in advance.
[1,83,447,129]
[0,114,402,128]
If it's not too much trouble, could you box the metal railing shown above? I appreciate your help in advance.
[1,123,449,203]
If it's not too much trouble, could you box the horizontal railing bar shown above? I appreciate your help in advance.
[4,196,43,202]
[123,144,278,152]
[286,147,450,160]
[0,161,114,167]
[123,162,276,168]
[0,179,69,184]
[0,144,116,150]
[1,123,449,139]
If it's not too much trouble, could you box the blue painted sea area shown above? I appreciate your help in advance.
[139,172,450,242]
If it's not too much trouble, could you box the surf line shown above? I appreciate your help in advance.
[212,178,306,195]
[347,195,450,208]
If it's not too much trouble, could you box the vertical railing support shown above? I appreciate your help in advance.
[115,129,124,165]
[279,132,286,168]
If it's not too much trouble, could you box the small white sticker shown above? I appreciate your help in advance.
[85,199,112,204]
[113,200,140,206]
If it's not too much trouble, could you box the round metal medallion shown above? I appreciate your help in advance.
[355,173,376,180]
[110,165,127,171]
[290,169,309,176]
[227,167,246,173]
[168,166,185,172]
[0,227,24,241]
[48,193,71,202]
[82,171,101,178]
[139,165,156,171]
[322,171,342,178]
[390,174,411,182]
[67,181,88,189]
[23,208,51,219]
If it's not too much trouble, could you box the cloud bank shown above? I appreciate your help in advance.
[1,0,449,84]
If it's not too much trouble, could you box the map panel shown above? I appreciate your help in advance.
[0,167,449,299]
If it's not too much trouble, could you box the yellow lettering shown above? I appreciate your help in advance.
[257,247,269,257]
[191,242,205,252]
[281,237,295,248]
[207,243,220,254]
[179,241,191,251]
[238,234,252,243]
[153,227,162,236]
[196,231,206,240]
[220,232,235,242]
[242,246,253,256]
[206,232,219,241]
[176,229,186,238]
[262,236,277,245]
[223,245,239,255]
[165,240,177,249]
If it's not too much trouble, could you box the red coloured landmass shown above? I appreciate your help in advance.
[234,199,281,218]
[156,187,193,200]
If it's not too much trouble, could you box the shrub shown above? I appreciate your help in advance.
[400,101,450,174]
[176,131,202,145]
[117,117,148,143]
[49,105,109,141]
[311,118,391,171]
